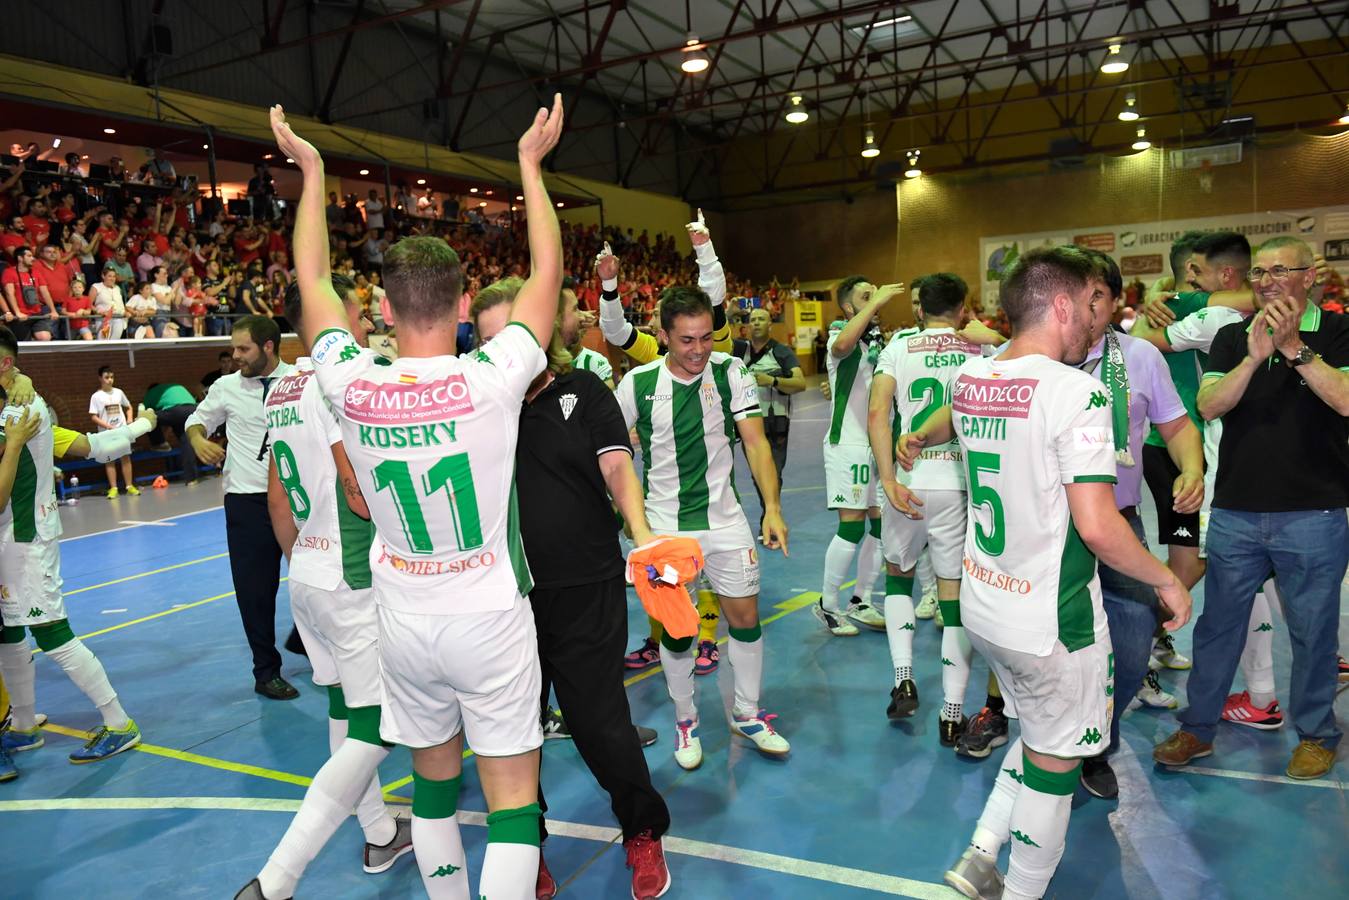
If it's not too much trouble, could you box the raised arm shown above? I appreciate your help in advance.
[832,283,903,358]
[268,105,344,344]
[508,94,565,343]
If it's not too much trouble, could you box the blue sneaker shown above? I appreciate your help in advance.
[0,746,17,782]
[69,719,141,764]
[1,726,44,753]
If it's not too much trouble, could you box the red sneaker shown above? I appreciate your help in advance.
[1221,691,1284,730]
[624,830,671,900]
[624,637,660,670]
[1338,656,1349,686]
[536,850,558,899]
[694,639,719,676]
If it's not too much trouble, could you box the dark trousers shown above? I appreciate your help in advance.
[225,492,285,683]
[744,412,789,527]
[532,576,670,842]
[149,403,199,482]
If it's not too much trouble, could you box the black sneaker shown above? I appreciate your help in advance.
[541,706,571,740]
[886,680,919,721]
[1080,754,1118,799]
[939,716,968,748]
[956,705,1009,758]
[254,676,299,700]
[635,724,658,747]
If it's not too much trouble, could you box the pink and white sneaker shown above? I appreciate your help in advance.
[730,709,790,757]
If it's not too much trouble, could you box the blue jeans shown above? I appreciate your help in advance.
[206,315,230,337]
[1099,511,1162,754]
[1180,508,1347,746]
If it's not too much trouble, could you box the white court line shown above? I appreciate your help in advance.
[781,484,825,495]
[100,608,128,614]
[1180,765,1346,790]
[117,520,178,527]
[59,505,222,543]
[0,797,952,898]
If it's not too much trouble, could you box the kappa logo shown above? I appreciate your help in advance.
[1173,527,1194,538]
[27,607,42,618]
[1011,830,1041,848]
[429,863,461,878]
[832,494,847,504]
[1002,767,1024,784]
[1253,622,1274,633]
[1076,727,1103,746]
[559,393,578,420]
[941,657,955,666]
[1085,390,1110,410]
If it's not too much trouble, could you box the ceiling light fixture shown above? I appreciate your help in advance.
[515,194,524,200]
[263,153,273,160]
[1118,92,1140,122]
[478,201,487,207]
[359,168,370,175]
[103,127,116,135]
[484,190,492,195]
[860,128,880,158]
[904,149,922,179]
[1132,127,1151,151]
[785,95,809,125]
[417,178,427,185]
[285,157,294,164]
[469,187,478,193]
[1339,103,1349,125]
[557,201,565,207]
[1100,43,1128,75]
[203,144,209,150]
[680,35,710,73]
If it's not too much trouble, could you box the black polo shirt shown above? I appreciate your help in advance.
[1206,304,1349,512]
[515,368,631,588]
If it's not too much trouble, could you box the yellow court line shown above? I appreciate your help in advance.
[65,552,230,597]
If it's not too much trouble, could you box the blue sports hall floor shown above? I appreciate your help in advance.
[3,387,1347,899]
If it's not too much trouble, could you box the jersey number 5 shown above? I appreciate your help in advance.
[965,450,1005,556]
[372,454,483,555]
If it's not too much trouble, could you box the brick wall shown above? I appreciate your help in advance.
[15,336,304,430]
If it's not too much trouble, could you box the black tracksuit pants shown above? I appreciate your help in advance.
[224,492,285,683]
[532,575,670,842]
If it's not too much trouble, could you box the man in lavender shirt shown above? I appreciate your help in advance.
[1074,250,1204,799]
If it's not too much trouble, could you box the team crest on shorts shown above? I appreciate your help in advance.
[559,393,578,420]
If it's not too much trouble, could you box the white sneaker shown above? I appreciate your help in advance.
[846,598,886,630]
[730,709,790,757]
[1130,671,1179,710]
[673,718,702,770]
[914,588,939,620]
[1150,633,1192,671]
[812,601,859,636]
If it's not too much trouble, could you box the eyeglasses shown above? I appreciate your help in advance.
[1248,265,1311,281]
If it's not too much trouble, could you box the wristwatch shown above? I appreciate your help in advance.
[1288,344,1317,367]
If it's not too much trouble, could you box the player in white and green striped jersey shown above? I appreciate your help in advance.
[816,277,905,638]
[561,281,614,389]
[615,286,791,770]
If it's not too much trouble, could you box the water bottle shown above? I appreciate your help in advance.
[65,476,79,506]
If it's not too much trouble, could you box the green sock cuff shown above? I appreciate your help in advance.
[1021,752,1082,796]
[486,803,542,845]
[938,600,962,627]
[31,619,76,652]
[346,704,392,747]
[868,516,882,539]
[0,624,25,644]
[660,631,693,653]
[837,520,865,543]
[327,685,349,721]
[885,575,915,596]
[728,623,762,642]
[412,773,462,819]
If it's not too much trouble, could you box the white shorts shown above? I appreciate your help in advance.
[0,538,65,628]
[823,443,881,510]
[290,580,382,709]
[882,488,966,578]
[968,631,1113,759]
[669,521,760,598]
[376,592,543,756]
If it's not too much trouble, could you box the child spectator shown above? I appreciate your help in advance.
[126,282,158,338]
[89,366,139,498]
[65,276,93,339]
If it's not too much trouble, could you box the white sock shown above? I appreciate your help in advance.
[413,815,470,899]
[884,581,916,686]
[0,640,37,731]
[327,716,347,754]
[480,842,539,898]
[1005,759,1075,899]
[258,739,391,896]
[916,552,936,596]
[728,634,764,718]
[325,715,396,844]
[46,638,129,729]
[659,641,698,722]
[821,534,860,612]
[853,533,883,606]
[1242,584,1277,707]
[941,625,973,722]
[971,737,1023,858]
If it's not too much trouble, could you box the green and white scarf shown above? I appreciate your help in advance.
[1101,329,1134,468]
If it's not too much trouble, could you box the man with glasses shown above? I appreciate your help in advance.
[1154,236,1349,781]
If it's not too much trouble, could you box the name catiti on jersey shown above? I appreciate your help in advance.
[824,326,878,447]
[0,396,60,542]
[952,354,1115,657]
[308,322,544,615]
[616,353,761,532]
[264,358,374,593]
[876,327,984,490]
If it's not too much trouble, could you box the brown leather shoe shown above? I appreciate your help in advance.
[1153,729,1214,766]
[1286,740,1335,780]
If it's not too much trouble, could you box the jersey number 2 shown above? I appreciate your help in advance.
[372,454,483,555]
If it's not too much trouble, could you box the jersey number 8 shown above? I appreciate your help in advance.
[273,440,311,521]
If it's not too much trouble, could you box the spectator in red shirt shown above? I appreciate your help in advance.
[95,212,127,262]
[54,192,78,226]
[2,247,55,341]
[21,199,52,248]
[65,275,93,339]
[34,243,75,338]
[233,222,265,266]
[1,216,30,260]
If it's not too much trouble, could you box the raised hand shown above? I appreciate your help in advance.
[595,241,619,281]
[517,93,565,169]
[269,106,321,171]
[872,283,905,305]
[686,208,710,247]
